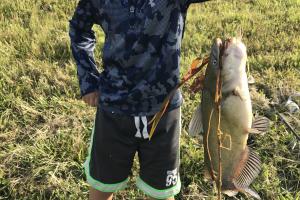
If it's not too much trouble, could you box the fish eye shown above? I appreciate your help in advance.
[213,60,217,65]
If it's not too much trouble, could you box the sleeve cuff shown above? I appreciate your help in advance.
[79,74,100,97]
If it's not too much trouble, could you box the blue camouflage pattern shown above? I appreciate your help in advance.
[69,0,208,116]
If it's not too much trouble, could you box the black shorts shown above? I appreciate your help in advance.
[84,107,181,199]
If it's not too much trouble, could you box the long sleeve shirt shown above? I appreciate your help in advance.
[69,0,209,116]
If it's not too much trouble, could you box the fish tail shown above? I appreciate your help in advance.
[242,187,261,200]
[222,187,261,200]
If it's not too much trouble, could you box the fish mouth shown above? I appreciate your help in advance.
[224,37,234,50]
[223,37,247,58]
[215,38,224,55]
[214,38,224,70]
[224,37,241,50]
[215,38,223,48]
[216,37,242,53]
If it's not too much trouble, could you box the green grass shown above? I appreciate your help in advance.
[0,0,300,199]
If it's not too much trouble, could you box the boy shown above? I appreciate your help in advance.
[69,0,208,199]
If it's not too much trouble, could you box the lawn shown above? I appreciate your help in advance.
[0,0,299,199]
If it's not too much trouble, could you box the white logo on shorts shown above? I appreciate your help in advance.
[149,0,155,7]
[166,168,178,187]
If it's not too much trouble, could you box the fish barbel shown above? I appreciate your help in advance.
[189,37,269,199]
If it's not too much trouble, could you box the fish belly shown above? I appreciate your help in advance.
[203,92,252,189]
[222,93,252,135]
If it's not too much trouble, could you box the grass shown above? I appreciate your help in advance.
[0,0,299,199]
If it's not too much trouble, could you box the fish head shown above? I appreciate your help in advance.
[204,37,247,95]
[221,37,247,83]
[204,38,223,93]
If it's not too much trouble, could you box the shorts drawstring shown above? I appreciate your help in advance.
[134,116,142,138]
[141,116,149,139]
[134,116,149,139]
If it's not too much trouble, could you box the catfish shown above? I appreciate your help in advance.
[189,37,269,199]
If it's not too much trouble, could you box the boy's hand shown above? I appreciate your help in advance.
[82,91,100,107]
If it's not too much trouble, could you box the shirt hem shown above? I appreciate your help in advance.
[98,100,182,116]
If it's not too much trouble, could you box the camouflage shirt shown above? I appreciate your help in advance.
[69,0,208,116]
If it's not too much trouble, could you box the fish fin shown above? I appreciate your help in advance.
[203,169,212,181]
[233,87,246,101]
[242,187,261,200]
[223,190,238,197]
[250,116,270,135]
[248,128,261,134]
[233,148,261,190]
[188,104,203,136]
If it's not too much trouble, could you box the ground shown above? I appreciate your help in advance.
[0,0,299,199]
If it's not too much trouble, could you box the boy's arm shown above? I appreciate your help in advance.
[69,0,100,97]
[181,0,210,7]
[188,0,210,3]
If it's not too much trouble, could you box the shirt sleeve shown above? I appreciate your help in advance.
[69,0,100,97]
[180,0,210,8]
